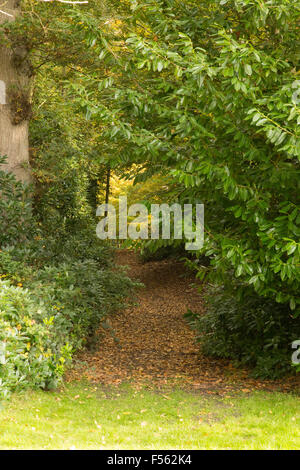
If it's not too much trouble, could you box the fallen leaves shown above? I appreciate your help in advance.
[66,250,300,395]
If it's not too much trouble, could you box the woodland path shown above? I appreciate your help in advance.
[68,250,298,393]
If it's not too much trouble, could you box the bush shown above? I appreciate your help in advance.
[0,281,71,398]
[139,241,186,263]
[0,241,137,399]
[185,286,300,379]
[0,186,137,400]
[0,155,32,248]
[0,230,137,399]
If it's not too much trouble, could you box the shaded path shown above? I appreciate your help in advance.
[68,250,299,393]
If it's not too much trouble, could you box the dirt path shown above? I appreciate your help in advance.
[68,250,299,393]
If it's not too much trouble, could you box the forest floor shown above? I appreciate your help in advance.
[68,249,299,394]
[1,250,300,449]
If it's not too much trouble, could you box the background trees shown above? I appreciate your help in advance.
[77,0,300,376]
[0,0,299,379]
[90,0,300,309]
[0,1,31,182]
[0,0,137,398]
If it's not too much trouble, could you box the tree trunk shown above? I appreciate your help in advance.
[104,164,111,217]
[0,1,31,182]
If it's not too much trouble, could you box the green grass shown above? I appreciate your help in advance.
[0,382,299,449]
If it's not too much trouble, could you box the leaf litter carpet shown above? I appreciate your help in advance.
[67,250,299,394]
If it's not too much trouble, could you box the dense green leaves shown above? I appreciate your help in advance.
[1,0,299,378]
[0,156,32,247]
[0,230,137,398]
[78,0,300,317]
[66,0,299,376]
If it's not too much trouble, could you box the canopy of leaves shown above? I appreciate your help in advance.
[66,0,300,316]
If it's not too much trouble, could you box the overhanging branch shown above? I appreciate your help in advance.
[0,9,13,17]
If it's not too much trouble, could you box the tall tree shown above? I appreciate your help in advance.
[0,1,31,182]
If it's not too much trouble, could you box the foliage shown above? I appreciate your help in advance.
[0,281,70,399]
[88,0,300,308]
[0,232,137,399]
[0,156,32,248]
[0,2,141,398]
[2,0,299,379]
[185,286,300,379]
[1,0,120,231]
[64,0,300,376]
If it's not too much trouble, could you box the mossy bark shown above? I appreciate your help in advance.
[0,1,31,182]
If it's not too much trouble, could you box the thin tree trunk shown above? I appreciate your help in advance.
[0,1,31,182]
[105,165,111,206]
[104,164,111,216]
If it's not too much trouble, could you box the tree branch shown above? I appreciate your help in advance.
[0,9,13,17]
[0,0,88,18]
[41,0,89,4]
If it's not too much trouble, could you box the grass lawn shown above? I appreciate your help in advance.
[0,382,299,450]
